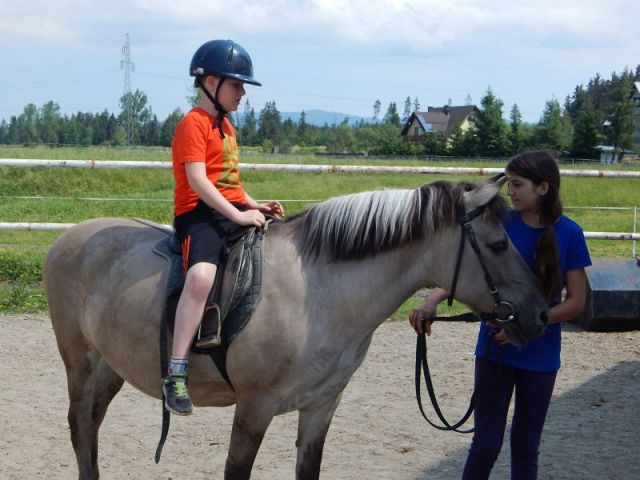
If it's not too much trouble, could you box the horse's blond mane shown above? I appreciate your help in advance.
[292,181,464,261]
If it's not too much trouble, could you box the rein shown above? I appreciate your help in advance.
[414,314,502,434]
[415,199,511,433]
[414,313,479,433]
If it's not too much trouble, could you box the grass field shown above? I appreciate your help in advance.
[1,146,638,314]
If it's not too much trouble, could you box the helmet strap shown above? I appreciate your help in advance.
[197,76,228,139]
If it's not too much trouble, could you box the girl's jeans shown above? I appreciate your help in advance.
[461,357,557,480]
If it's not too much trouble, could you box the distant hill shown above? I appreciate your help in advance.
[280,110,370,126]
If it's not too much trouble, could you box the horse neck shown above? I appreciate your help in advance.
[308,239,439,333]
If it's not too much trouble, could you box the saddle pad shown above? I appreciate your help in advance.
[152,230,264,350]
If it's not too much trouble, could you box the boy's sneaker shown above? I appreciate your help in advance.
[163,374,193,415]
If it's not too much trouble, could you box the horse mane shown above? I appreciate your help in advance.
[289,180,506,261]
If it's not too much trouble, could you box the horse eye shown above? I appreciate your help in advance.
[488,239,508,254]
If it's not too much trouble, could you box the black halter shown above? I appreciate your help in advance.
[447,204,516,324]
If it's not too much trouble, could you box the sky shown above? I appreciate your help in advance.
[1,0,638,125]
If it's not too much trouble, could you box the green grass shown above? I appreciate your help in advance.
[1,146,638,313]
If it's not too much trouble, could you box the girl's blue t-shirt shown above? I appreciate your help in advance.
[475,210,592,372]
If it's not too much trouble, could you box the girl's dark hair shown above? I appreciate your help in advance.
[506,150,563,300]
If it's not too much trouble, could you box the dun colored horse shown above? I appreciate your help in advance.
[44,176,548,479]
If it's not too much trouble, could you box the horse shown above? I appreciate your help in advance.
[44,175,549,480]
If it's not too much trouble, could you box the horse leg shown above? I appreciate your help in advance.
[63,343,102,479]
[294,394,342,480]
[224,396,278,480]
[63,343,123,480]
[88,358,125,476]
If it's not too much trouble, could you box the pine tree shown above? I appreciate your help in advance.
[372,100,381,123]
[402,96,412,123]
[509,104,523,154]
[475,88,510,157]
[383,102,400,126]
[571,99,601,158]
[537,98,572,153]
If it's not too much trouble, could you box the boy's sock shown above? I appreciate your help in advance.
[168,357,189,377]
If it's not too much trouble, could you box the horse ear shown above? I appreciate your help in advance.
[463,173,507,210]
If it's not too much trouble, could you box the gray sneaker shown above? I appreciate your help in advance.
[163,374,193,415]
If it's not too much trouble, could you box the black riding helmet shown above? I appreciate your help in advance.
[190,39,261,137]
[190,39,261,86]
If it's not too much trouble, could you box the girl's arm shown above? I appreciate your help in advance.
[548,268,588,324]
[409,287,449,335]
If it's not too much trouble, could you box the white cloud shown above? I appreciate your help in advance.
[2,0,637,54]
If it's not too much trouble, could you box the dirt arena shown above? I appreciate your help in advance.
[1,314,638,479]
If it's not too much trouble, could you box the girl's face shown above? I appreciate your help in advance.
[506,171,549,213]
[215,78,246,113]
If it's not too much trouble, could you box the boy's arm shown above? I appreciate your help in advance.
[244,192,284,217]
[185,162,265,226]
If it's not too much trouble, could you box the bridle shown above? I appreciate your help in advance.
[447,203,516,325]
[414,198,515,433]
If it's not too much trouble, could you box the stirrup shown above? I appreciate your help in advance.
[195,304,222,348]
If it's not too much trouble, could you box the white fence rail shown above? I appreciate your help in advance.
[0,222,638,241]
[2,159,640,178]
[1,159,638,254]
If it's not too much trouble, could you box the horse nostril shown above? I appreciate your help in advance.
[540,311,549,326]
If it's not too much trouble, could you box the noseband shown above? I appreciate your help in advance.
[447,204,516,324]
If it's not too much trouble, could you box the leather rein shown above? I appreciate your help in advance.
[414,202,514,433]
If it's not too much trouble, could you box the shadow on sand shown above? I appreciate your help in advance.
[409,360,640,480]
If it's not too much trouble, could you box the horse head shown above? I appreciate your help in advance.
[426,175,548,346]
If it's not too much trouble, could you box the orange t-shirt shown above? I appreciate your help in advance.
[172,107,246,216]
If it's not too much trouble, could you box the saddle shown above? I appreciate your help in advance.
[153,222,267,367]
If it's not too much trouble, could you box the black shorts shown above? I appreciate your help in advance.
[173,200,245,272]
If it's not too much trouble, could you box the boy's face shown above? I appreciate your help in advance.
[214,77,246,113]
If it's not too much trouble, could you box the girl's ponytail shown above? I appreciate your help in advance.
[535,225,562,301]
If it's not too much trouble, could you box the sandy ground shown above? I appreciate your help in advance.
[1,314,638,480]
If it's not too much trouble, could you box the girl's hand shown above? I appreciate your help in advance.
[487,324,511,346]
[409,301,437,335]
[258,200,284,217]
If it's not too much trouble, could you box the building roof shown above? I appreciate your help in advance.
[401,105,477,136]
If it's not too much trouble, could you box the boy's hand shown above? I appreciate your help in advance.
[258,200,284,217]
[235,209,266,227]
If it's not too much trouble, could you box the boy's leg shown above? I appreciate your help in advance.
[165,261,217,415]
[510,368,557,480]
[172,262,218,358]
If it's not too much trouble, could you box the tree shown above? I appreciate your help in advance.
[38,101,61,144]
[326,124,356,153]
[537,98,572,153]
[238,100,258,146]
[608,82,636,155]
[118,89,153,147]
[509,104,524,154]
[413,97,421,112]
[571,99,602,158]
[475,88,510,157]
[257,101,282,146]
[423,132,447,155]
[16,103,39,144]
[159,108,183,147]
[297,110,310,145]
[372,100,381,123]
[402,96,412,123]
[383,102,400,126]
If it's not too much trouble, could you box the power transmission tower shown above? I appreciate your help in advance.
[120,33,135,147]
